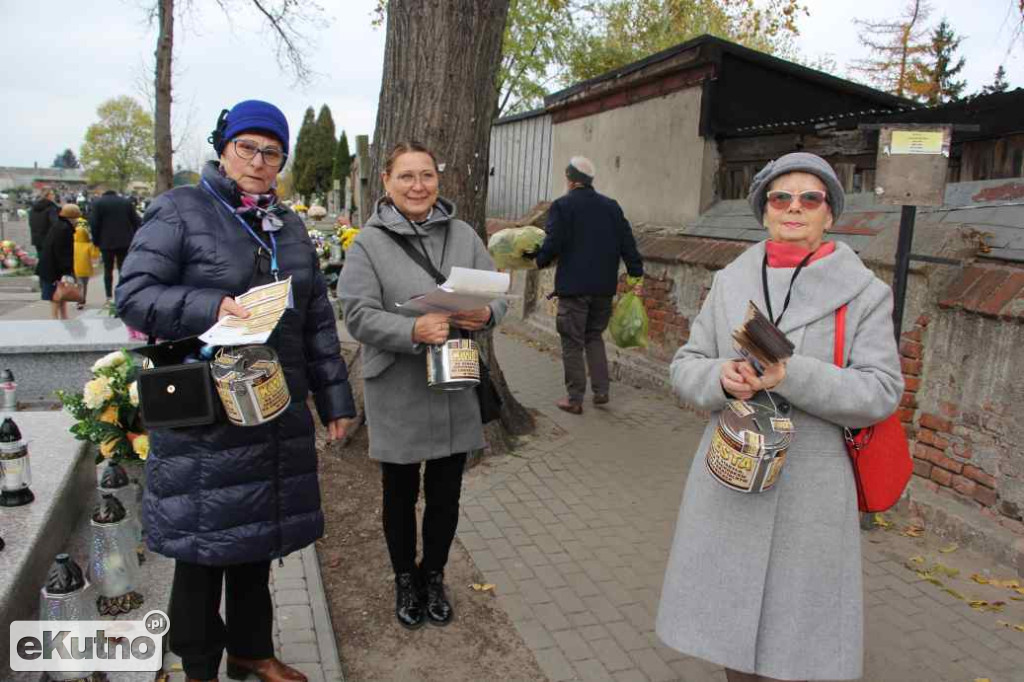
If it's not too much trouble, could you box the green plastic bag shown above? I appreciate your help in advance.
[488,226,546,270]
[609,289,648,349]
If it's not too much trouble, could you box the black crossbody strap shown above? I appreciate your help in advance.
[376,226,446,284]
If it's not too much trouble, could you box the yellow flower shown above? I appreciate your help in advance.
[83,376,114,409]
[132,435,150,460]
[99,405,120,426]
[99,438,119,458]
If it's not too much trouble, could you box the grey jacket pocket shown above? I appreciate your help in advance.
[363,345,397,379]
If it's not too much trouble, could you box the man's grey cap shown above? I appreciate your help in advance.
[747,152,845,222]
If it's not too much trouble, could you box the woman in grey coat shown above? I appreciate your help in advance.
[337,141,507,629]
[656,153,903,681]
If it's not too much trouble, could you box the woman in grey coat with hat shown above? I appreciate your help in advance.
[337,141,507,629]
[655,152,903,681]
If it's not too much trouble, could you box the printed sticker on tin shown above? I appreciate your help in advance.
[770,417,794,433]
[741,430,763,456]
[728,400,754,417]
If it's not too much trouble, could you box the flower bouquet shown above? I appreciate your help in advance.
[57,350,149,463]
[338,227,360,251]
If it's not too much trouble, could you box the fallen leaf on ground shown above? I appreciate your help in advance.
[975,678,991,682]
[933,563,959,578]
[970,573,990,585]
[873,513,892,529]
[900,525,924,537]
[917,572,944,587]
[908,555,926,564]
[938,543,958,553]
[470,583,496,592]
[944,588,965,600]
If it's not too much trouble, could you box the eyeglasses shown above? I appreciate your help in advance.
[766,189,827,211]
[391,170,438,188]
[233,139,287,168]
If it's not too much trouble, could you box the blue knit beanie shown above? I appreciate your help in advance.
[215,100,290,156]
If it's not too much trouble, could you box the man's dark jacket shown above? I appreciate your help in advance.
[535,185,643,296]
[91,191,141,250]
[116,162,356,566]
[29,198,60,250]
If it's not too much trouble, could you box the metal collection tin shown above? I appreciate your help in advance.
[212,346,290,427]
[705,396,793,494]
[426,339,480,392]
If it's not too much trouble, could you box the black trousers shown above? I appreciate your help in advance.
[167,559,274,680]
[556,295,614,402]
[381,452,467,575]
[101,248,128,298]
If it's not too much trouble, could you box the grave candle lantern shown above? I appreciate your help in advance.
[0,416,34,507]
[88,493,144,616]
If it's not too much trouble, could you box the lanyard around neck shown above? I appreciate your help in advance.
[761,248,816,327]
[201,179,279,279]
[397,208,448,276]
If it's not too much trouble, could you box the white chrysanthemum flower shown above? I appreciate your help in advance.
[83,376,114,409]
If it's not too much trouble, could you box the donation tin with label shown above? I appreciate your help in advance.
[705,395,793,494]
[426,338,480,391]
[212,346,290,426]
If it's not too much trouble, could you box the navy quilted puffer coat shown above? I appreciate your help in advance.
[116,162,355,566]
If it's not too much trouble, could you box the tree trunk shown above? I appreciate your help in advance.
[153,0,174,196]
[370,0,534,436]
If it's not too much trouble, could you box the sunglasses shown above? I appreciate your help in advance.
[766,190,827,211]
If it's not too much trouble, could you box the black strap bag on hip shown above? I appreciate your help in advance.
[134,335,219,429]
[375,225,503,424]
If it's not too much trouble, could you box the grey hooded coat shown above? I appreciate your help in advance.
[337,198,507,463]
[655,240,903,680]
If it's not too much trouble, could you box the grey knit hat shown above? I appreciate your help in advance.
[747,152,845,222]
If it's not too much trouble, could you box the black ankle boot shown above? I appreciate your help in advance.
[394,572,425,629]
[423,569,453,626]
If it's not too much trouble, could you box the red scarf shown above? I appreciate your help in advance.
[765,240,835,268]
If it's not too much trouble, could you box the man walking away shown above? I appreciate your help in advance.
[531,157,644,415]
[90,190,141,301]
[29,189,61,256]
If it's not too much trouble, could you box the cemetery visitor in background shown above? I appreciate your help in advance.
[527,156,644,415]
[90,189,141,302]
[36,203,77,319]
[29,188,61,254]
[116,99,357,682]
[655,153,903,682]
[73,214,98,310]
[337,141,508,630]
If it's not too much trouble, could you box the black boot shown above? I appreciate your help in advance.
[423,569,453,626]
[394,572,425,629]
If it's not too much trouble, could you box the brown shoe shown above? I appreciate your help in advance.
[226,656,306,682]
[593,393,609,405]
[556,397,582,415]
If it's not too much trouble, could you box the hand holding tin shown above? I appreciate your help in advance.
[737,359,787,392]
[721,359,756,401]
[413,312,451,345]
[450,306,492,331]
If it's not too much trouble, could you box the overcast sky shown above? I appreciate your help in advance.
[0,0,1019,170]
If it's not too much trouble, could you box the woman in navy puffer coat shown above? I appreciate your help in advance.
[116,100,355,682]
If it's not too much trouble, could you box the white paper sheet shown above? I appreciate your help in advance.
[397,267,511,315]
[199,277,293,346]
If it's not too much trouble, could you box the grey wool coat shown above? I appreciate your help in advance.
[337,198,507,463]
[655,240,903,680]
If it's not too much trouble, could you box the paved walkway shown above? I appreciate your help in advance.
[457,330,1024,682]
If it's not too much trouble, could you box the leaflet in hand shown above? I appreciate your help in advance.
[199,277,293,346]
[397,267,510,315]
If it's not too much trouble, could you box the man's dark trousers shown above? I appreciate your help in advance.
[556,295,614,404]
[101,248,128,299]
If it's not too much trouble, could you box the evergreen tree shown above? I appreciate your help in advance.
[291,107,317,200]
[333,130,352,186]
[300,105,336,201]
[980,65,1009,95]
[52,148,80,169]
[913,19,966,104]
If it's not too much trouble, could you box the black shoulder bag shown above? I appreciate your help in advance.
[374,225,503,424]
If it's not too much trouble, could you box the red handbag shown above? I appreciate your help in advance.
[834,305,912,512]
